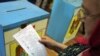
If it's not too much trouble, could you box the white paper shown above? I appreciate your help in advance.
[13,24,47,56]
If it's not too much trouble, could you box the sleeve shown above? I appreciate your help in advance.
[58,43,88,56]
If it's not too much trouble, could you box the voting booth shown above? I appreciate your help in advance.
[0,1,49,56]
[46,0,83,43]
[0,0,84,56]
[0,25,6,56]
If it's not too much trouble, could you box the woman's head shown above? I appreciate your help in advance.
[81,0,100,38]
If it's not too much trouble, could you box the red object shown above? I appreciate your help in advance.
[75,35,88,45]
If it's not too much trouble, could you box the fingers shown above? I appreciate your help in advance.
[39,37,48,44]
[40,36,51,42]
[39,38,46,43]
[41,37,46,40]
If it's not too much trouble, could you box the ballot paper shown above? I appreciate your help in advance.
[13,24,47,56]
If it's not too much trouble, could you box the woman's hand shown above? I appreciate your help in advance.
[39,36,67,52]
